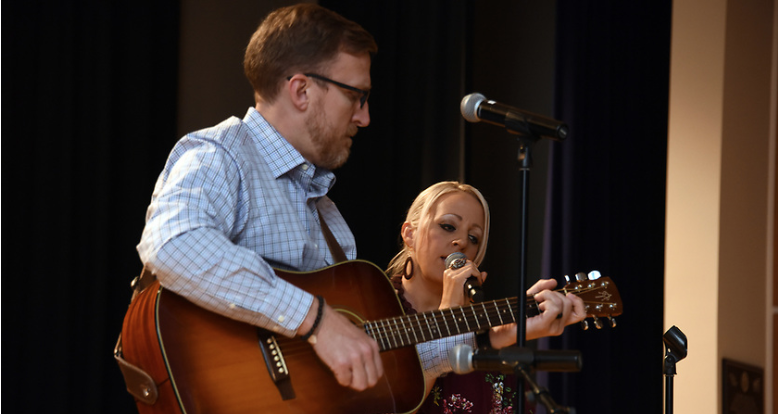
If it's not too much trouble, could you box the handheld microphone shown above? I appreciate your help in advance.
[460,93,568,141]
[449,344,583,375]
[445,252,484,303]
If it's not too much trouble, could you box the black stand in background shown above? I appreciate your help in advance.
[513,137,535,413]
[663,326,688,414]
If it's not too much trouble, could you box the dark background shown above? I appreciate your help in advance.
[3,1,670,412]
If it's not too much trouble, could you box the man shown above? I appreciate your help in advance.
[137,3,382,391]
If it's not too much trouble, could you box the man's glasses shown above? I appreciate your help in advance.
[287,73,370,108]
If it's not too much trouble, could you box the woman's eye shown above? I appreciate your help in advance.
[440,223,455,232]
[469,235,480,245]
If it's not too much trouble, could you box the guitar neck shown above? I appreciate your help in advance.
[363,297,535,352]
[362,273,623,352]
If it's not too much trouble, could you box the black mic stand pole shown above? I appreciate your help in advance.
[514,134,539,413]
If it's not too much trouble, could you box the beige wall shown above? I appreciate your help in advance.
[666,0,776,413]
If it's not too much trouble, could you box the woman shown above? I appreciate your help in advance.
[387,181,585,413]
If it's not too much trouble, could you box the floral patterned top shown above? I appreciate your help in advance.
[390,275,517,414]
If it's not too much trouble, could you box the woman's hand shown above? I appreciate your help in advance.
[439,260,487,309]
[526,279,586,339]
[488,278,586,348]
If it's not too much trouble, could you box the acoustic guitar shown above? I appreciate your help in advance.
[119,260,622,414]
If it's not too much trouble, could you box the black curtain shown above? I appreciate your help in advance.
[321,0,472,268]
[541,1,672,413]
[3,2,180,413]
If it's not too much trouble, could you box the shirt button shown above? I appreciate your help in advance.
[277,315,286,323]
[301,164,309,171]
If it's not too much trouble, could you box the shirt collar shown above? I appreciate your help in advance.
[243,107,336,196]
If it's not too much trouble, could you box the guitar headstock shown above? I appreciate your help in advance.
[563,271,623,330]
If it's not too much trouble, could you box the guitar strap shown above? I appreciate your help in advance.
[318,210,347,263]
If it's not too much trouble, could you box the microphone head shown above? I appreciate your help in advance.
[445,252,467,269]
[448,344,474,374]
[460,93,486,123]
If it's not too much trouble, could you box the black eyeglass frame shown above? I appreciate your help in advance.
[286,73,370,108]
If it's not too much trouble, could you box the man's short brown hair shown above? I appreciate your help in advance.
[244,3,378,104]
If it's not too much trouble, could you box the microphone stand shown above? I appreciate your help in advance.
[514,133,539,413]
[662,326,688,414]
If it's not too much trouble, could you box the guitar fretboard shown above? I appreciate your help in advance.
[359,275,621,352]
[361,297,540,352]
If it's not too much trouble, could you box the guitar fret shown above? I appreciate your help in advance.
[469,304,481,330]
[527,298,541,318]
[430,310,443,340]
[458,308,471,331]
[422,313,435,340]
[406,316,420,343]
[389,319,400,349]
[368,321,380,348]
[440,309,452,337]
[391,318,404,347]
[449,308,461,334]
[363,321,374,347]
[381,319,396,350]
[399,316,412,345]
[481,302,492,327]
[492,300,503,325]
[414,314,426,341]
[506,298,516,322]
[373,320,383,350]
[372,321,387,351]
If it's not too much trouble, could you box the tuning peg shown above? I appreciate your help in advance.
[608,316,617,328]
[580,320,589,330]
[575,272,587,282]
[593,316,603,330]
[588,270,601,280]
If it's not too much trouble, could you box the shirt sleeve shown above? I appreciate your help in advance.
[416,333,477,380]
[137,138,313,337]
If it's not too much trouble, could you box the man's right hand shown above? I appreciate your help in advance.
[298,297,384,391]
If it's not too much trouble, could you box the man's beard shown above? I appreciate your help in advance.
[305,101,355,170]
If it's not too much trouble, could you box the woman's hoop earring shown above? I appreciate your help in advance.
[403,257,414,280]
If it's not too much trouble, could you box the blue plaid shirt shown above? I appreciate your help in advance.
[137,107,356,337]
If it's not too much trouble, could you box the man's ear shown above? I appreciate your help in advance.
[401,222,415,249]
[286,74,310,111]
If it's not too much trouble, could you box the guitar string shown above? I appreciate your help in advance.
[371,282,615,341]
[365,283,619,351]
[277,283,618,353]
[370,299,520,350]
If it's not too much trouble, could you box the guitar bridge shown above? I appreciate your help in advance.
[257,329,296,400]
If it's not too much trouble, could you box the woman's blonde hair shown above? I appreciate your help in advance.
[386,181,490,276]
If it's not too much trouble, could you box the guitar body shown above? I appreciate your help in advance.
[121,260,426,414]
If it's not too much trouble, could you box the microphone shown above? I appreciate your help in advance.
[460,93,568,141]
[449,344,583,375]
[445,252,484,303]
